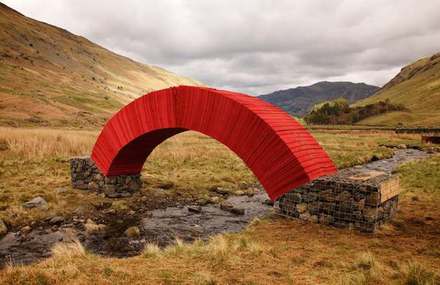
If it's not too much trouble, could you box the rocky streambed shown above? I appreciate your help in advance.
[0,148,431,267]
[0,191,273,267]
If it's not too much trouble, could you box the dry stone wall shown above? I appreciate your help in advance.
[70,157,142,198]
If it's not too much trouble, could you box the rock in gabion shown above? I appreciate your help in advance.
[70,157,142,197]
[278,168,400,233]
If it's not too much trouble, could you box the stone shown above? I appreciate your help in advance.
[365,192,380,206]
[263,199,274,206]
[49,216,64,225]
[87,181,99,190]
[128,180,141,191]
[220,202,234,211]
[299,212,311,221]
[0,219,7,236]
[23,196,48,209]
[220,202,245,215]
[141,196,148,202]
[209,196,220,204]
[230,207,245,215]
[319,214,333,225]
[308,202,320,215]
[84,219,106,235]
[363,207,378,223]
[290,193,302,203]
[235,190,245,196]
[196,198,209,206]
[187,206,202,213]
[210,186,230,195]
[296,203,308,214]
[319,189,336,202]
[303,192,318,202]
[309,215,319,223]
[125,226,141,238]
[20,225,32,235]
[355,199,366,210]
[336,191,352,202]
[397,144,407,149]
[70,157,142,195]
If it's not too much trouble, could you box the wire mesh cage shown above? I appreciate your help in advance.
[277,169,400,233]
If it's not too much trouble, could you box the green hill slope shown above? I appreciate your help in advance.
[354,52,440,127]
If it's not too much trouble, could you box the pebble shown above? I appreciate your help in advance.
[220,202,245,215]
[49,216,64,225]
[187,205,202,213]
[210,186,230,195]
[84,219,106,234]
[22,196,48,209]
[20,226,32,235]
[124,226,141,238]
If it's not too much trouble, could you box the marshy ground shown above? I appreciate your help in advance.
[0,127,439,284]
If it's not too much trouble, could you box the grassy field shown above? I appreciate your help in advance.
[0,127,421,227]
[0,127,439,284]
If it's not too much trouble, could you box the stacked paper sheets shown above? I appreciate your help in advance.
[91,86,336,200]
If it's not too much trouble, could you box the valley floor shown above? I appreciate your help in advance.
[0,127,439,284]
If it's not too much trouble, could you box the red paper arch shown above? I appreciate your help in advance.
[91,86,336,200]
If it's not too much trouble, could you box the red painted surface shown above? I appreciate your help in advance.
[91,86,336,200]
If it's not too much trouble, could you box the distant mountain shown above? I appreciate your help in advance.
[354,52,440,127]
[0,3,201,127]
[259,81,379,116]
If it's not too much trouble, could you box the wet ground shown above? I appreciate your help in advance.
[0,148,430,267]
[0,191,273,267]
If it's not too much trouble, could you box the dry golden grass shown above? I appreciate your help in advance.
[0,127,97,159]
[1,196,439,285]
[0,127,422,227]
[0,127,439,284]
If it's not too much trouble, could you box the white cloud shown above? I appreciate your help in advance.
[4,0,440,94]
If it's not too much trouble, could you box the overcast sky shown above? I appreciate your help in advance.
[4,0,440,95]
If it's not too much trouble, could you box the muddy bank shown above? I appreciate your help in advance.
[0,149,430,267]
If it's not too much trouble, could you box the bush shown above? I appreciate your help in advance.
[304,99,406,125]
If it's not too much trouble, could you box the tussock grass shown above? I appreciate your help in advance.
[400,262,439,285]
[343,252,385,285]
[0,127,96,159]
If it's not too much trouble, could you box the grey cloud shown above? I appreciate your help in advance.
[4,0,440,95]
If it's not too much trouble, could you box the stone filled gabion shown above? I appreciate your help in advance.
[278,168,400,233]
[70,157,142,198]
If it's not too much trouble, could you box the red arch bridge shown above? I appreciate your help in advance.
[89,86,336,201]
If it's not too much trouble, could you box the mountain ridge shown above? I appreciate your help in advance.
[259,81,379,116]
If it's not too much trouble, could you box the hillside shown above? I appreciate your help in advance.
[0,3,200,127]
[355,52,440,127]
[259,81,379,116]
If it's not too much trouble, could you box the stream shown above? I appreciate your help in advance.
[0,148,431,267]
